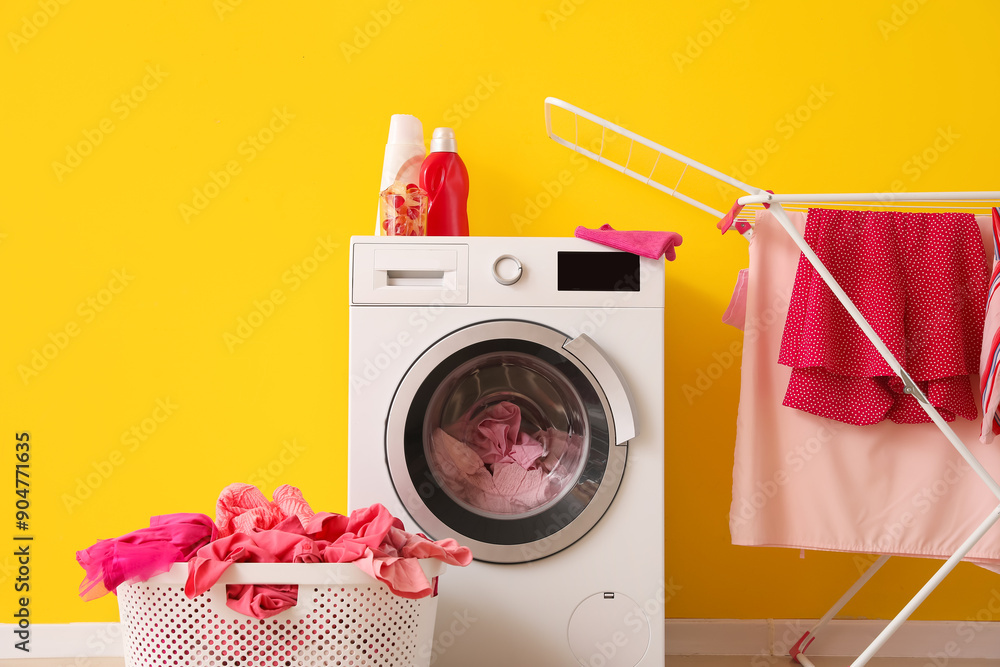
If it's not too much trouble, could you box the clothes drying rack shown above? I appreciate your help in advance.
[543,97,1000,667]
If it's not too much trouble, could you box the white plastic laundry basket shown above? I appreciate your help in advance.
[116,561,445,667]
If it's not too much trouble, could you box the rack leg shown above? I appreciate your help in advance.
[789,555,890,664]
[850,503,1000,667]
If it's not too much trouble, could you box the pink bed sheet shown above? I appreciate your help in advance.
[731,209,1000,570]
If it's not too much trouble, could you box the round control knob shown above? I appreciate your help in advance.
[492,254,523,286]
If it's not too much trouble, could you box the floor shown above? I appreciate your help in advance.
[4,658,998,666]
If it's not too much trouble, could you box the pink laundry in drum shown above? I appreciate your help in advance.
[429,401,583,515]
[778,208,988,425]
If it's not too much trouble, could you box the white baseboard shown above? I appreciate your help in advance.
[0,622,123,659]
[665,619,1000,659]
[2,619,998,660]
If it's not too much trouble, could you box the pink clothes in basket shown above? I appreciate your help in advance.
[76,513,216,600]
[778,208,988,425]
[214,483,316,537]
[731,209,1000,569]
[186,502,472,619]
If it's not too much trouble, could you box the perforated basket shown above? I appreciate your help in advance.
[116,561,444,667]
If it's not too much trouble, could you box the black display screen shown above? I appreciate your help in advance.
[557,251,640,292]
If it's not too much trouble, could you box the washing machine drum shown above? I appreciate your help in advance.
[386,319,637,564]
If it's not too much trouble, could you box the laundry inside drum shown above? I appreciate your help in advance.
[423,351,590,519]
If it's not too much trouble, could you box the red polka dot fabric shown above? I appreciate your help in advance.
[778,208,989,425]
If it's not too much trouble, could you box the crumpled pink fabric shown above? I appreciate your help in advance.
[355,526,471,598]
[214,483,316,538]
[575,223,683,261]
[448,401,547,470]
[76,513,216,600]
[186,500,472,618]
[429,425,582,515]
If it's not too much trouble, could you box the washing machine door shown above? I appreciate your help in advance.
[386,319,637,564]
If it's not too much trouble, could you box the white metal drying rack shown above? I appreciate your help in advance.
[543,97,1000,667]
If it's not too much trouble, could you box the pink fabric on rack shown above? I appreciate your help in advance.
[76,513,216,600]
[779,208,988,425]
[186,501,472,618]
[731,209,1000,569]
[574,224,682,260]
[717,201,747,234]
[722,268,749,331]
[978,208,1000,443]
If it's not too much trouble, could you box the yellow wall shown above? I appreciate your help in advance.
[3,0,999,625]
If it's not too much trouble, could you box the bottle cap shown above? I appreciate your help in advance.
[387,114,424,147]
[429,127,457,153]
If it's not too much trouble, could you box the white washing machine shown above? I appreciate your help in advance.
[347,236,664,667]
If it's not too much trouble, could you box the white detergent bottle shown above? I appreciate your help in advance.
[376,115,427,235]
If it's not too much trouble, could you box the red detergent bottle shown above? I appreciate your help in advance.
[419,127,470,236]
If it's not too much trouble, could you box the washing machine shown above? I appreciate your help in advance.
[347,236,665,667]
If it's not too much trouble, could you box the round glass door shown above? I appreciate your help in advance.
[386,320,633,563]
